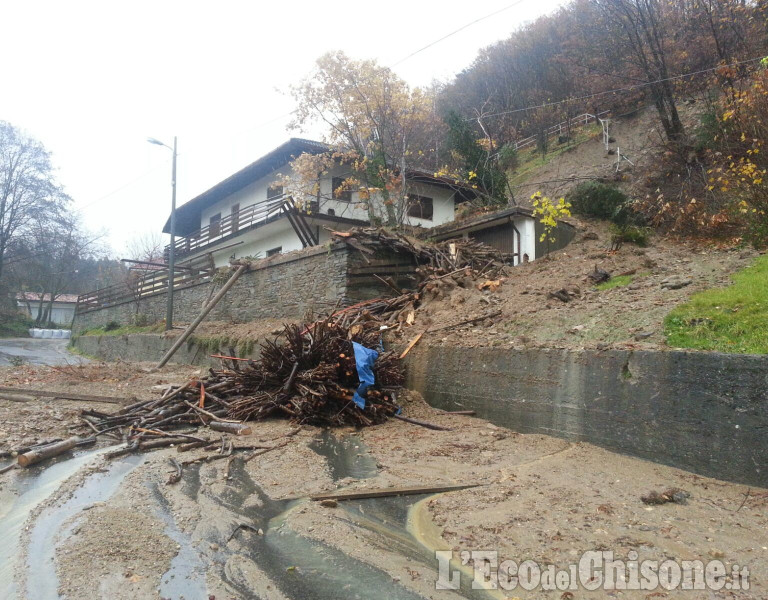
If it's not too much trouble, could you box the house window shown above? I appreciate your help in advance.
[266,246,282,257]
[231,204,240,232]
[209,213,221,237]
[332,177,352,201]
[267,185,283,200]
[407,195,434,220]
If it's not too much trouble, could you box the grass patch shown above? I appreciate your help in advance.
[189,334,256,357]
[508,125,600,187]
[595,271,650,291]
[0,313,35,338]
[79,323,165,336]
[664,254,768,354]
[596,274,634,290]
[67,343,97,360]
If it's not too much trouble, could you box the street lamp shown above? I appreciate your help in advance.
[147,136,177,331]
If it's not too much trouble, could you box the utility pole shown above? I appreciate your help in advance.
[167,136,177,331]
[147,136,178,331]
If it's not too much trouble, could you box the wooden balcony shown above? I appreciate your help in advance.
[165,196,292,260]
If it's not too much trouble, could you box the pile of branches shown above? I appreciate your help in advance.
[227,318,403,426]
[323,227,509,329]
[337,227,508,280]
[80,315,403,445]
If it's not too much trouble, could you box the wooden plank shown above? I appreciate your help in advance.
[399,332,424,359]
[306,483,480,502]
[0,386,128,404]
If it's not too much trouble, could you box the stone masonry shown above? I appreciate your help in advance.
[72,242,416,333]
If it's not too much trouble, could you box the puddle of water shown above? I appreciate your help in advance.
[343,496,503,600]
[309,430,378,481]
[148,482,210,600]
[0,448,109,600]
[23,453,144,600]
[309,430,499,599]
[211,459,425,600]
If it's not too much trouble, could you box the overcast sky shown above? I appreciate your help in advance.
[1,0,563,256]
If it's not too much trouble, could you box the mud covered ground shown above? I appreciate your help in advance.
[0,363,766,599]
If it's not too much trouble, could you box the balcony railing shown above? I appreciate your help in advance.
[165,195,290,259]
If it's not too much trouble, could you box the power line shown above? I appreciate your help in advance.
[391,0,531,67]
[76,111,297,215]
[76,160,170,212]
[472,55,765,120]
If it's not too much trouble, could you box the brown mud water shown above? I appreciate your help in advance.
[0,432,496,599]
[0,448,139,600]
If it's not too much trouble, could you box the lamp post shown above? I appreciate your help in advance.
[147,136,177,331]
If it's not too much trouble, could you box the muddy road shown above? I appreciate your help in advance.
[0,338,87,367]
[0,364,766,599]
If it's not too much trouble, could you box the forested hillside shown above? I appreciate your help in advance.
[434,0,768,244]
[290,0,768,246]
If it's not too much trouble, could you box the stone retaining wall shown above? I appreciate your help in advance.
[72,243,416,333]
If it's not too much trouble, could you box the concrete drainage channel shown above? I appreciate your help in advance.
[0,432,495,600]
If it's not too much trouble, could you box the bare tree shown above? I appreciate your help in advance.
[125,231,165,264]
[21,213,101,325]
[0,121,69,284]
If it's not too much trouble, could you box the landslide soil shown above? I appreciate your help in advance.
[1,364,765,599]
[401,219,759,351]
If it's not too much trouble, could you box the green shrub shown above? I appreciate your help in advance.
[0,312,35,337]
[610,224,651,247]
[103,320,121,331]
[132,313,150,327]
[567,181,629,220]
[694,109,721,152]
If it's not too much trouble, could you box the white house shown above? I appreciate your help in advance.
[163,138,539,267]
[16,292,78,326]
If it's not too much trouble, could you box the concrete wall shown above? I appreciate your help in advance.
[407,345,768,488]
[74,333,260,367]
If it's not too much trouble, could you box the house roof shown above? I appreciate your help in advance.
[16,292,79,304]
[164,138,330,235]
[426,205,535,240]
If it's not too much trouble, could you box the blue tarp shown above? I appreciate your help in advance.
[351,341,378,409]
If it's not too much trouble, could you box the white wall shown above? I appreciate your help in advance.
[516,217,537,263]
[316,174,456,228]
[198,163,457,233]
[18,301,76,325]
[204,218,345,268]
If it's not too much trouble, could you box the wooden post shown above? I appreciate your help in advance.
[156,264,247,369]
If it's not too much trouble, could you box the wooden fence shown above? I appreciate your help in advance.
[513,111,610,151]
[76,256,214,315]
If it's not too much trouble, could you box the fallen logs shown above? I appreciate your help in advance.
[210,422,252,436]
[18,436,84,467]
